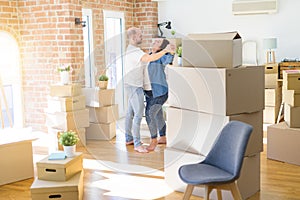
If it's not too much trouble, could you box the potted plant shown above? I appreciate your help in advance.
[58,130,79,157]
[171,30,176,37]
[98,74,109,89]
[176,46,182,66]
[57,65,72,85]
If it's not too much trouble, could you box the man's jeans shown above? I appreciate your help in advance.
[144,91,168,139]
[125,86,144,147]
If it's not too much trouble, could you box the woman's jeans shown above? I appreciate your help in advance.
[144,91,168,139]
[125,86,144,147]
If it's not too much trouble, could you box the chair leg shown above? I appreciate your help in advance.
[216,189,223,200]
[229,182,242,200]
[183,184,194,200]
[204,185,213,200]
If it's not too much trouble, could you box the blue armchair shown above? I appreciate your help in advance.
[178,120,253,200]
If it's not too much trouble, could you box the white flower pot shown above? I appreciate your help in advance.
[63,145,76,157]
[60,71,69,85]
[177,57,182,66]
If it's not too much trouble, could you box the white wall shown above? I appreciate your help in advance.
[158,0,300,65]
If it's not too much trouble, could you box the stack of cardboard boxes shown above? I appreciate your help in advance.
[264,63,282,123]
[165,32,265,199]
[45,84,89,150]
[267,70,300,165]
[83,88,119,140]
[283,70,300,127]
[30,153,84,199]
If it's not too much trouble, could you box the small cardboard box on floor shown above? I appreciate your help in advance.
[167,65,264,116]
[82,88,115,107]
[49,84,82,97]
[86,122,116,140]
[182,31,242,68]
[164,147,260,200]
[47,95,86,112]
[37,152,83,181]
[31,170,84,200]
[267,122,300,165]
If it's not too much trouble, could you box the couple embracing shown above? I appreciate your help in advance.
[124,27,175,153]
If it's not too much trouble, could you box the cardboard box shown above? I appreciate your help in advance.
[167,66,264,116]
[0,140,34,185]
[31,170,83,200]
[283,70,300,90]
[265,73,278,89]
[283,89,300,107]
[267,122,300,165]
[86,122,116,140]
[166,107,263,156]
[265,89,276,106]
[37,152,83,181]
[47,95,86,112]
[49,84,82,97]
[46,109,89,130]
[82,88,115,107]
[48,128,86,150]
[263,106,277,124]
[182,32,242,68]
[164,148,260,200]
[88,105,119,123]
[284,103,300,128]
[265,63,278,74]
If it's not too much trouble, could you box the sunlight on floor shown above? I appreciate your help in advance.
[83,159,165,177]
[87,171,174,199]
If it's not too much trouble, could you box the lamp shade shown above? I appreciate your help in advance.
[263,38,277,49]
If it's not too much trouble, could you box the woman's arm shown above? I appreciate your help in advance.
[141,43,175,62]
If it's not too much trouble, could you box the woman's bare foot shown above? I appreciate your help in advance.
[126,141,134,145]
[126,140,143,145]
[147,138,158,151]
[158,136,167,144]
[134,145,148,153]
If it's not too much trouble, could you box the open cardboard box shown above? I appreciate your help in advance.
[182,31,242,68]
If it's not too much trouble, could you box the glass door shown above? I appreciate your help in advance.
[103,10,126,117]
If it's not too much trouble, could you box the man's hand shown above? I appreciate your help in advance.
[164,43,176,54]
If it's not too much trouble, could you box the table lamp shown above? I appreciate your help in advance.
[263,38,277,64]
[157,21,171,38]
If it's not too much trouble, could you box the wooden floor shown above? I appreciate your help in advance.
[1,130,300,200]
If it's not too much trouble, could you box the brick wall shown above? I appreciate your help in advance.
[0,1,19,37]
[0,0,158,131]
[17,0,84,130]
[134,0,158,51]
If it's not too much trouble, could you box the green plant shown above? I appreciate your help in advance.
[57,65,71,72]
[59,130,79,146]
[171,30,176,36]
[176,46,182,57]
[98,74,109,81]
